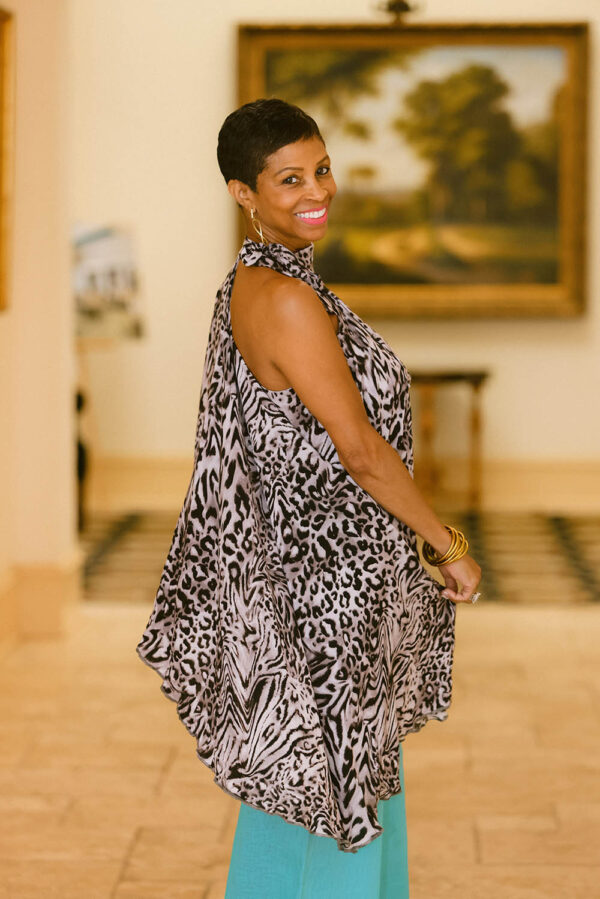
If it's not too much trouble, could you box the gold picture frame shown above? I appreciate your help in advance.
[238,22,588,319]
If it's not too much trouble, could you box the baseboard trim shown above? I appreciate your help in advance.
[431,456,600,513]
[0,560,82,649]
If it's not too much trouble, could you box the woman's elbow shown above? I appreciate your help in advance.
[335,426,382,478]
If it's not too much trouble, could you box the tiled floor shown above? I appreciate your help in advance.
[79,510,600,606]
[1,600,599,897]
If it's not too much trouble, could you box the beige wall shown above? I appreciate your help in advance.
[0,0,78,644]
[0,1,597,639]
[66,0,600,469]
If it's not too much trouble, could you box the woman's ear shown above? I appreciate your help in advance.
[227,179,253,211]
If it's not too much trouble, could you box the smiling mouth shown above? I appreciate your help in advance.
[295,207,328,223]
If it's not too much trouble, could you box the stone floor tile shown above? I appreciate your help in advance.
[0,821,134,861]
[469,757,600,804]
[0,733,31,765]
[204,869,230,899]
[163,752,234,791]
[402,744,469,771]
[409,862,600,899]
[19,736,173,770]
[107,706,191,744]
[123,826,231,883]
[220,803,240,847]
[114,882,206,898]
[465,724,539,751]
[1,595,599,896]
[63,790,234,832]
[15,723,111,746]
[406,778,557,821]
[403,727,466,751]
[3,859,124,899]
[475,813,558,832]
[0,792,71,827]
[479,819,600,866]
[405,818,477,866]
[534,718,600,748]
[0,764,160,797]
[555,801,600,824]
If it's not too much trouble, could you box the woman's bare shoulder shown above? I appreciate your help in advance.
[235,263,316,317]
[238,261,304,289]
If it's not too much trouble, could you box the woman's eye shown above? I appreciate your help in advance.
[282,166,331,185]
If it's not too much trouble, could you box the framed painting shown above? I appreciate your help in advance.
[238,22,588,318]
[0,8,14,313]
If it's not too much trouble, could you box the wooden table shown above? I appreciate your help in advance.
[409,369,491,510]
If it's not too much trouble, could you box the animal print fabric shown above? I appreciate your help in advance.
[136,236,456,853]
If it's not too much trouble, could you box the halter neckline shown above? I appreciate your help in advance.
[239,236,315,273]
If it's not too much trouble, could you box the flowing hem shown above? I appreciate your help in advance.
[136,639,451,853]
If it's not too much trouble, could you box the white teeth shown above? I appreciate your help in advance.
[296,208,326,219]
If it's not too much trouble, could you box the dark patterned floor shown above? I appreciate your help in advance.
[79,509,600,605]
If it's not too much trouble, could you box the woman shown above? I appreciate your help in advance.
[136,98,481,897]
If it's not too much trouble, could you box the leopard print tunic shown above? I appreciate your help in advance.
[136,236,456,852]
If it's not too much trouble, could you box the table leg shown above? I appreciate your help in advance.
[417,383,437,502]
[469,382,483,510]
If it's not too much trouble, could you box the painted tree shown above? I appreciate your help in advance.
[392,63,522,222]
[265,48,416,133]
[505,84,561,224]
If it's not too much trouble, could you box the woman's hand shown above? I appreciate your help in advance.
[437,554,482,604]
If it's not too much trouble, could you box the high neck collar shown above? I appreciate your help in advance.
[239,236,315,273]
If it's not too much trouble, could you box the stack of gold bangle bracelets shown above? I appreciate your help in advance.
[422,525,469,566]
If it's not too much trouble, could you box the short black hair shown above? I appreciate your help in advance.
[217,98,324,192]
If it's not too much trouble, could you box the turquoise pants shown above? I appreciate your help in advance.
[224,743,409,899]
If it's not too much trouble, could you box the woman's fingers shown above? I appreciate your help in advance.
[443,574,458,593]
[441,584,478,603]
[441,587,470,603]
[458,585,479,603]
[438,555,482,604]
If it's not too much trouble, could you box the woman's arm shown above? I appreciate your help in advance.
[261,278,481,603]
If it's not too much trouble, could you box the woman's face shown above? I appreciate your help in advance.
[247,136,337,250]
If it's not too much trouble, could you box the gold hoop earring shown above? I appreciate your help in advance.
[250,207,266,244]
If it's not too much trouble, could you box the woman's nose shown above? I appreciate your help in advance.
[304,180,328,201]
